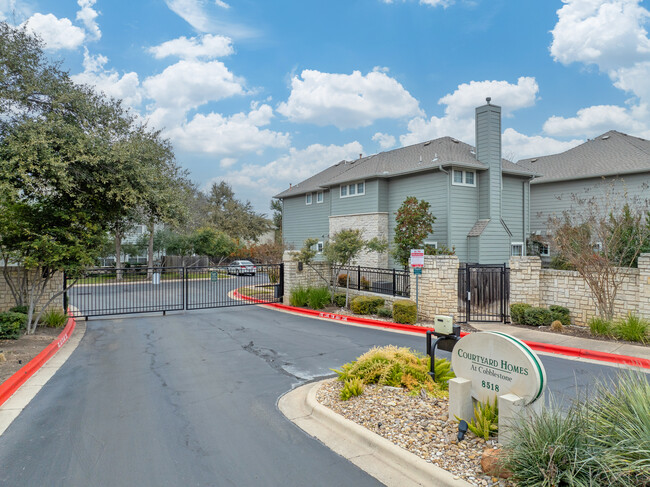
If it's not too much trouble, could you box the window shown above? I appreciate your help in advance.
[540,243,550,256]
[451,169,476,187]
[424,240,437,249]
[316,191,323,203]
[317,241,323,252]
[593,242,603,252]
[511,242,524,257]
[306,193,312,205]
[340,181,366,198]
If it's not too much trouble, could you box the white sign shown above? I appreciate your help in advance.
[410,249,424,267]
[451,331,546,405]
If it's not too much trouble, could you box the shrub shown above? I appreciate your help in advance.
[550,305,572,326]
[42,308,68,328]
[337,273,349,287]
[612,314,649,344]
[550,320,564,332]
[376,306,392,318]
[393,299,417,324]
[340,378,365,401]
[9,305,28,314]
[333,293,346,307]
[267,267,280,284]
[289,285,310,307]
[589,317,612,336]
[549,305,570,316]
[523,307,554,327]
[457,396,498,440]
[350,296,385,315]
[510,303,532,324]
[550,255,575,270]
[0,312,26,339]
[430,357,455,389]
[360,276,370,290]
[307,287,330,310]
[332,345,450,396]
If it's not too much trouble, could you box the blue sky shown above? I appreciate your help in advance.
[2,0,650,213]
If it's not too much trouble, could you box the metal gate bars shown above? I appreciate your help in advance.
[457,263,510,323]
[65,264,284,319]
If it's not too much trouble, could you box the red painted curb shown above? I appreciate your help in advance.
[233,290,650,369]
[0,314,77,407]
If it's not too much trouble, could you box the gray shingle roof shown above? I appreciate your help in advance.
[517,130,650,184]
[274,136,537,198]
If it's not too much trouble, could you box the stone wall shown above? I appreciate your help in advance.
[413,255,460,320]
[328,212,389,268]
[510,255,648,325]
[0,267,65,312]
[282,251,331,305]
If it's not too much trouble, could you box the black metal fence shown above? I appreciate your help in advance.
[335,265,410,297]
[65,264,283,318]
[457,263,510,323]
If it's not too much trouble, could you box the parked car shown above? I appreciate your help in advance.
[227,260,257,276]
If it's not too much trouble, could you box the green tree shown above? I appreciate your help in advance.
[297,229,386,305]
[192,227,238,265]
[270,199,283,243]
[392,197,436,267]
[207,181,270,241]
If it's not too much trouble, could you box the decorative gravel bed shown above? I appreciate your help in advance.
[316,379,513,487]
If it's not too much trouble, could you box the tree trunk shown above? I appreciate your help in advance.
[115,226,123,281]
[147,219,155,279]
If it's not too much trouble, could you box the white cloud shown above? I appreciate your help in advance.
[611,61,650,101]
[543,104,650,137]
[220,157,237,168]
[143,59,245,115]
[550,0,650,71]
[166,104,290,155]
[382,0,455,6]
[0,0,30,21]
[216,141,364,202]
[399,77,538,146]
[372,132,397,150]
[76,0,101,40]
[165,0,210,32]
[72,49,142,107]
[215,0,230,8]
[277,68,422,129]
[164,0,256,38]
[502,128,583,161]
[149,34,233,60]
[438,77,539,118]
[23,13,86,50]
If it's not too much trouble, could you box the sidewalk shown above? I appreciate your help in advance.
[469,321,650,364]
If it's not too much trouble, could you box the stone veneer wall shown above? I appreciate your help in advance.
[282,251,331,305]
[510,255,648,325]
[412,255,460,321]
[328,213,389,268]
[0,267,64,312]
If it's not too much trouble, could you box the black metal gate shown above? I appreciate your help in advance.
[65,264,284,319]
[457,263,509,323]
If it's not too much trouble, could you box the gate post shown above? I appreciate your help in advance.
[357,265,361,291]
[465,265,471,322]
[279,263,284,299]
[63,271,68,314]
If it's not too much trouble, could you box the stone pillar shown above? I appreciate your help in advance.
[639,253,650,321]
[498,393,544,446]
[509,256,541,307]
[281,251,331,305]
[448,377,474,423]
[416,255,460,321]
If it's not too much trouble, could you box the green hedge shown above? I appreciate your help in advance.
[510,303,532,324]
[350,296,385,315]
[523,307,554,327]
[393,299,417,324]
[0,312,27,339]
[333,293,346,307]
[376,306,392,318]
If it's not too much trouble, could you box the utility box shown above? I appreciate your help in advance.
[434,315,454,335]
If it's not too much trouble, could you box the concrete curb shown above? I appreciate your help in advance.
[235,290,650,370]
[279,379,471,487]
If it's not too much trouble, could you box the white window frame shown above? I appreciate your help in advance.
[593,242,603,252]
[316,191,323,203]
[511,242,524,257]
[340,180,366,198]
[317,241,324,252]
[451,169,477,187]
[424,240,438,249]
[305,193,312,205]
[539,243,550,256]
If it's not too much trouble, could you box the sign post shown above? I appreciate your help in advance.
[410,249,424,322]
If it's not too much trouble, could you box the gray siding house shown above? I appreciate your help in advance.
[518,131,650,258]
[275,101,536,267]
